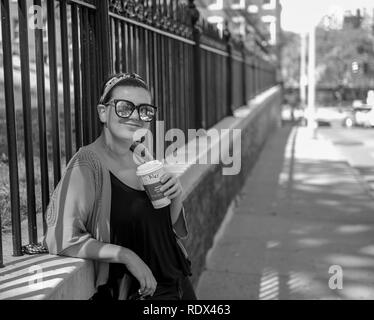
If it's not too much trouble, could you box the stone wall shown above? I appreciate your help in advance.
[182,87,282,286]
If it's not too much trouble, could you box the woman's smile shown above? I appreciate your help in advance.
[122,121,143,128]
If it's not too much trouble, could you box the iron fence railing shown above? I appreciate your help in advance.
[0,0,277,266]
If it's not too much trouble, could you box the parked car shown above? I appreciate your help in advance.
[314,106,347,126]
[352,99,364,108]
[355,105,374,127]
[301,105,362,128]
[306,106,349,126]
[342,109,355,127]
[281,104,305,122]
[342,105,374,128]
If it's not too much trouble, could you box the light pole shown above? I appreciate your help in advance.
[299,32,307,109]
[307,25,317,138]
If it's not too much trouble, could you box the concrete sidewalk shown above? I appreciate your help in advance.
[196,125,374,300]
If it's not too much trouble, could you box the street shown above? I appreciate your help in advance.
[318,127,374,193]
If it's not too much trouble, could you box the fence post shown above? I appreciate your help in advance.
[188,0,203,129]
[96,0,112,84]
[224,21,233,116]
[254,47,258,96]
[1,0,22,257]
[0,228,2,266]
[241,37,247,106]
[94,0,112,137]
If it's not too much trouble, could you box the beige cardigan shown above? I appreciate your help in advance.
[42,135,189,298]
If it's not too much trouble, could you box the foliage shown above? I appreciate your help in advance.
[280,26,374,89]
[316,27,374,88]
[281,31,301,88]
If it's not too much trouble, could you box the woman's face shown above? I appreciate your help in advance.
[99,85,152,141]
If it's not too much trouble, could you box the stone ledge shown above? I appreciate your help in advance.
[0,254,95,300]
[0,85,281,300]
[167,85,281,199]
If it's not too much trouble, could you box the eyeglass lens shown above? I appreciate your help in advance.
[115,100,156,122]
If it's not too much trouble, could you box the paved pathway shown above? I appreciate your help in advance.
[196,125,374,300]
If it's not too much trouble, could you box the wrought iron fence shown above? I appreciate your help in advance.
[0,0,277,266]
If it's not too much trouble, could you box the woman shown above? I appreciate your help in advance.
[43,73,196,300]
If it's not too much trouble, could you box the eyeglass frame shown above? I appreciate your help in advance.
[102,99,158,123]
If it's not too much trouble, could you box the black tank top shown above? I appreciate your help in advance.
[107,171,191,289]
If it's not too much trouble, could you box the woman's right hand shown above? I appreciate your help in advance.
[125,250,157,297]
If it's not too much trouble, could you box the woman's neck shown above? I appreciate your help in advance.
[100,130,133,160]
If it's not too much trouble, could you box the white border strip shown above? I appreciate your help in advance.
[69,0,96,10]
[200,44,229,57]
[232,55,244,63]
[109,12,196,45]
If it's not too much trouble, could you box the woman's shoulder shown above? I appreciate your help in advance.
[68,143,103,173]
[64,144,107,195]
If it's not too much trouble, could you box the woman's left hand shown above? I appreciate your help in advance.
[160,172,183,200]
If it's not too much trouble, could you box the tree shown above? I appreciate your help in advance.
[281,25,374,89]
[281,31,300,88]
[316,27,374,88]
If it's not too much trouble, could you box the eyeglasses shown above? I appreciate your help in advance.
[106,99,157,122]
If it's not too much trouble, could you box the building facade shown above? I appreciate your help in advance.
[196,0,282,51]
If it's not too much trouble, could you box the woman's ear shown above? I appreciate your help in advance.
[97,104,107,124]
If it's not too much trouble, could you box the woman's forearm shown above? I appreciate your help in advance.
[61,238,158,296]
[61,238,134,265]
[170,194,188,239]
[170,193,183,225]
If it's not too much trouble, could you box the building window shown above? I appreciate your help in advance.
[207,0,223,10]
[232,16,245,36]
[231,0,246,10]
[261,15,276,23]
[207,15,224,24]
[261,18,276,45]
[263,0,276,10]
[207,16,224,37]
[248,5,259,13]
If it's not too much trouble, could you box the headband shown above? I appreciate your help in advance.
[99,73,147,104]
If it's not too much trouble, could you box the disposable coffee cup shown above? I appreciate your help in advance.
[136,160,171,209]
